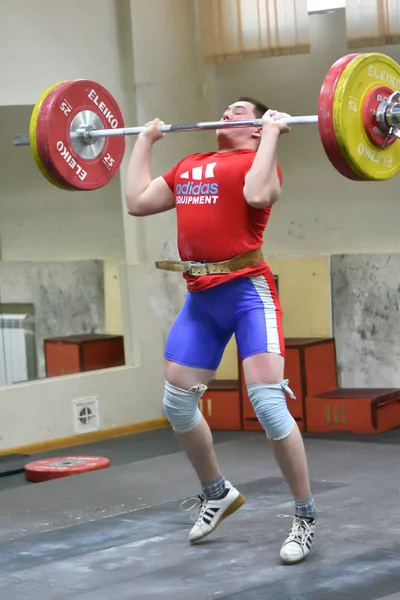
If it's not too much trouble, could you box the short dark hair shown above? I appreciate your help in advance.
[236,97,269,119]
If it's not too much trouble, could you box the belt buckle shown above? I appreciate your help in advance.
[183,260,209,276]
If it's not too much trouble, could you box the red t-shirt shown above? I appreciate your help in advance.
[162,149,282,292]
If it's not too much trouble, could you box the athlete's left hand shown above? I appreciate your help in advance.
[262,109,291,134]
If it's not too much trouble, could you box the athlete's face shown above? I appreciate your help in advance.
[216,101,261,149]
[222,101,255,121]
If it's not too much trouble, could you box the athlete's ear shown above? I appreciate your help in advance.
[252,126,262,139]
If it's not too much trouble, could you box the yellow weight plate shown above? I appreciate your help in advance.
[29,82,72,190]
[333,52,400,181]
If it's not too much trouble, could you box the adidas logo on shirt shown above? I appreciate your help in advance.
[176,162,219,205]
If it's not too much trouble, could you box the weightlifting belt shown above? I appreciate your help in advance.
[155,247,264,277]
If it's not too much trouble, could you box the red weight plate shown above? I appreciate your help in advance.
[318,54,365,181]
[35,81,78,191]
[37,80,125,191]
[30,81,76,190]
[362,85,397,148]
[25,456,110,482]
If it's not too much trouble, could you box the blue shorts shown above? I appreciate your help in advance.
[164,274,284,370]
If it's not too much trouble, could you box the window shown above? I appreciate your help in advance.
[307,0,345,13]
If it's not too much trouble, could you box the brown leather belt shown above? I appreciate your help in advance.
[155,248,264,277]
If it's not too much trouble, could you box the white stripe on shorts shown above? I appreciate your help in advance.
[250,275,281,355]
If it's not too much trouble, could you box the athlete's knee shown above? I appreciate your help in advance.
[247,379,296,440]
[162,380,207,433]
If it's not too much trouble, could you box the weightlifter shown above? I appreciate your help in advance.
[125,98,316,564]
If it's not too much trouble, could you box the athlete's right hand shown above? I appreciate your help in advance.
[262,109,291,135]
[140,118,165,144]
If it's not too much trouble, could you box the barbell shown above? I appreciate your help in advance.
[12,51,400,191]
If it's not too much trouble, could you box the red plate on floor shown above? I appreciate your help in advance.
[25,456,110,482]
[318,53,365,181]
[36,79,125,190]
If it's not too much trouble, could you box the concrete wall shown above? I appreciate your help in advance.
[0,260,105,379]
[0,0,126,108]
[331,253,400,387]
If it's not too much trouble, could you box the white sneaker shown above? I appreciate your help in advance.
[280,516,316,564]
[181,481,245,543]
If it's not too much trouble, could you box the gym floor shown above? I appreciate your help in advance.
[1,427,400,599]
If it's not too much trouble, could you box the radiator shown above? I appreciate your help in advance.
[0,309,37,387]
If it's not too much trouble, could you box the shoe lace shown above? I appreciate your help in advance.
[179,494,205,522]
[289,517,309,543]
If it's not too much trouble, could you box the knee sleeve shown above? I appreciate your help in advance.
[162,381,207,433]
[247,379,296,441]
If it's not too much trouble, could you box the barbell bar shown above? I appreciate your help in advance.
[14,115,319,146]
[81,114,320,139]
[12,51,400,190]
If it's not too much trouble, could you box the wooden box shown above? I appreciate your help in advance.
[306,388,400,434]
[44,333,125,377]
[199,380,242,431]
[241,338,338,432]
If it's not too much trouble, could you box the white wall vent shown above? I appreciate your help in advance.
[72,397,100,435]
